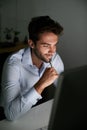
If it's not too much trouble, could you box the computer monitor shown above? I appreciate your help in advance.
[48,65,87,130]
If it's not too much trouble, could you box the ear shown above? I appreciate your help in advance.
[28,39,35,48]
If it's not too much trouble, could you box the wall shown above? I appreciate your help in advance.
[0,0,87,69]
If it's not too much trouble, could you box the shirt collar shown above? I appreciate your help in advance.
[22,47,33,66]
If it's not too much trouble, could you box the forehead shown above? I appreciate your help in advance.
[38,32,59,43]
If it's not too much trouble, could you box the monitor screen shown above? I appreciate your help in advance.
[48,65,87,130]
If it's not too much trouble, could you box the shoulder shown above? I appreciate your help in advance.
[52,52,64,73]
[52,52,63,63]
[2,48,30,76]
[6,48,27,65]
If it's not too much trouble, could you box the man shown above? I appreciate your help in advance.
[1,16,64,121]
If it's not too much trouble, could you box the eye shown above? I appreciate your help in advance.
[42,43,50,48]
[43,45,49,47]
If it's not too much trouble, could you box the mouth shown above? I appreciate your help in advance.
[47,54,53,59]
[45,54,53,62]
[46,53,53,57]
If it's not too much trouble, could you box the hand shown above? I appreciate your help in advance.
[34,67,58,94]
[40,67,58,86]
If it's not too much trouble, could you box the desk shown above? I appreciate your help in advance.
[0,99,53,130]
[0,42,28,54]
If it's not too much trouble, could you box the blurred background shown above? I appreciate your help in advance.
[0,0,87,70]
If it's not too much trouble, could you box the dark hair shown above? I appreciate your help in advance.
[28,16,63,43]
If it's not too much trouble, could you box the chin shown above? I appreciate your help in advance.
[41,57,51,63]
[44,59,50,63]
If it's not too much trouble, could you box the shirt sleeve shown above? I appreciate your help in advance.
[1,58,42,121]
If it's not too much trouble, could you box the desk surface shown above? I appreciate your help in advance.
[0,99,53,130]
[0,42,28,54]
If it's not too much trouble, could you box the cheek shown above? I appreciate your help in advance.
[39,47,49,54]
[54,47,57,52]
[53,46,57,52]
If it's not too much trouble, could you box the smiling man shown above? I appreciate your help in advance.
[1,16,64,121]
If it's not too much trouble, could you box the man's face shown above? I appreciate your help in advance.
[32,32,59,63]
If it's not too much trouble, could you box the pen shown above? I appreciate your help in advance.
[49,61,52,67]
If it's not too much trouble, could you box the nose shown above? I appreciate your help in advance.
[49,46,56,54]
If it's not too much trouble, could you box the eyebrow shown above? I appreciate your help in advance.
[41,43,50,45]
[41,42,58,46]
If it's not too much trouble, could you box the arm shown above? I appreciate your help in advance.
[34,67,58,94]
[1,59,42,121]
[34,53,64,95]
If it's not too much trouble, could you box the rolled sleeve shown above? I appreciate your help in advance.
[23,87,42,105]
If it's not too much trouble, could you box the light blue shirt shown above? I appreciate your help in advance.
[1,47,64,120]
